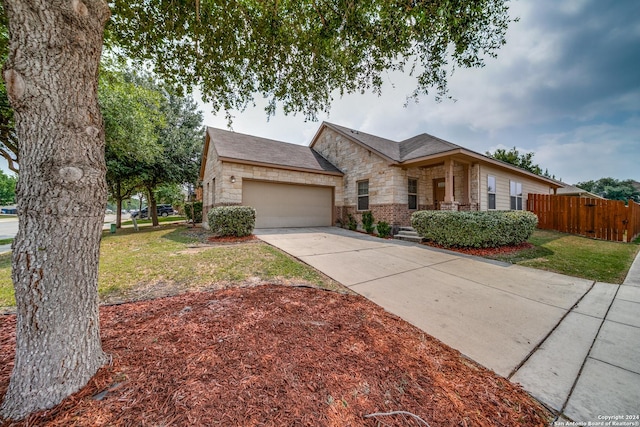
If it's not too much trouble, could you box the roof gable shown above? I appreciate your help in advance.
[399,133,461,160]
[318,122,400,162]
[205,127,342,175]
[316,122,463,163]
[311,122,561,188]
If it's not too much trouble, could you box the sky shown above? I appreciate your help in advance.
[199,0,640,186]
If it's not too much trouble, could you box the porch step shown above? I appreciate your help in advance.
[394,227,423,243]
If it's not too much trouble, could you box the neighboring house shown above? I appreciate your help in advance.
[556,184,604,199]
[199,122,563,229]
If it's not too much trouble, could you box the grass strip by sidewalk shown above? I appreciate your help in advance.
[0,225,340,309]
[487,229,640,284]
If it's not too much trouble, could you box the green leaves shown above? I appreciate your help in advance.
[0,169,16,204]
[411,210,538,248]
[108,0,513,119]
[208,206,256,237]
[576,178,640,203]
[485,146,556,178]
[99,64,204,208]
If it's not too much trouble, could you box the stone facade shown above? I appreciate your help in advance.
[311,127,486,227]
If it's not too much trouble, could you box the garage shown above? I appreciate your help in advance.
[242,181,333,228]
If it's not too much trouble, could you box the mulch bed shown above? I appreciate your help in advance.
[0,285,550,426]
[421,242,534,258]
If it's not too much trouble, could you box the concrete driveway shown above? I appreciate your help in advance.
[256,227,640,421]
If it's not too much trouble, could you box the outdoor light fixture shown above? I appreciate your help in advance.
[230,175,236,183]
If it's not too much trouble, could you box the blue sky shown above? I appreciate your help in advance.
[200,0,640,185]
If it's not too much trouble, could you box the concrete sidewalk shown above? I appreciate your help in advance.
[256,227,640,423]
[517,245,640,425]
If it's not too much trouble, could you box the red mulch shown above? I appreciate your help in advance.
[207,235,259,244]
[422,242,534,257]
[0,286,550,426]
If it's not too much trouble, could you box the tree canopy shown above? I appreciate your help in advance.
[99,66,166,227]
[138,82,204,226]
[576,178,640,203]
[0,4,17,173]
[108,0,512,119]
[0,168,15,204]
[486,146,557,180]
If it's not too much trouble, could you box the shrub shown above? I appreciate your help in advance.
[184,201,203,223]
[362,211,375,234]
[411,210,538,248]
[376,221,391,238]
[345,213,357,231]
[208,206,256,237]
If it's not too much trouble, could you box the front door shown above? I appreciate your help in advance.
[433,178,445,209]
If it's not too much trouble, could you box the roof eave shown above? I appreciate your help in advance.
[218,156,344,177]
[402,148,563,188]
[198,130,212,181]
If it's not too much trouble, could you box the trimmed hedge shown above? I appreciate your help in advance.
[411,210,538,248]
[208,206,256,237]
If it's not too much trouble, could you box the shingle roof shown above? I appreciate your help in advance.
[398,133,462,160]
[323,122,462,162]
[206,127,342,174]
[323,122,400,161]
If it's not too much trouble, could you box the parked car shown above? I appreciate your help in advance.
[131,204,174,219]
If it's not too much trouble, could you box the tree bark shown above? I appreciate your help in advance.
[115,180,122,228]
[147,185,159,226]
[1,0,111,420]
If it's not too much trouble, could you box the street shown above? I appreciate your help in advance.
[0,214,126,240]
[0,217,18,240]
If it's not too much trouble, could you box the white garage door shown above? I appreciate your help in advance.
[243,181,333,228]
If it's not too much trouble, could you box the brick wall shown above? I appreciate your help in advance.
[340,203,415,228]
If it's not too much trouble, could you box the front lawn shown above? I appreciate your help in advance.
[0,225,341,309]
[487,229,640,283]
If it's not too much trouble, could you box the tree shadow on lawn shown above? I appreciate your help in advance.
[101,223,198,244]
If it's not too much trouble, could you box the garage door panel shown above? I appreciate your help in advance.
[243,181,333,228]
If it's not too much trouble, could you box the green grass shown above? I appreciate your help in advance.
[488,229,640,284]
[0,238,13,245]
[0,252,12,306]
[0,225,340,309]
[119,215,187,226]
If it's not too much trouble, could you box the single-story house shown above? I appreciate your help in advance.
[199,122,563,229]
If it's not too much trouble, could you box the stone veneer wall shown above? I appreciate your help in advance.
[312,127,406,206]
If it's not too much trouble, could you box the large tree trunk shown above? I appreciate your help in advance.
[115,180,122,228]
[147,185,159,226]
[1,0,111,420]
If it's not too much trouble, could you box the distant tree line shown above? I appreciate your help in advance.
[486,146,558,180]
[575,178,640,203]
[485,147,640,204]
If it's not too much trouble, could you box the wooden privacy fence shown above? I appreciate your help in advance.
[527,194,640,243]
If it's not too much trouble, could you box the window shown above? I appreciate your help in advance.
[357,180,369,211]
[487,176,496,210]
[510,180,523,210]
[408,178,418,210]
